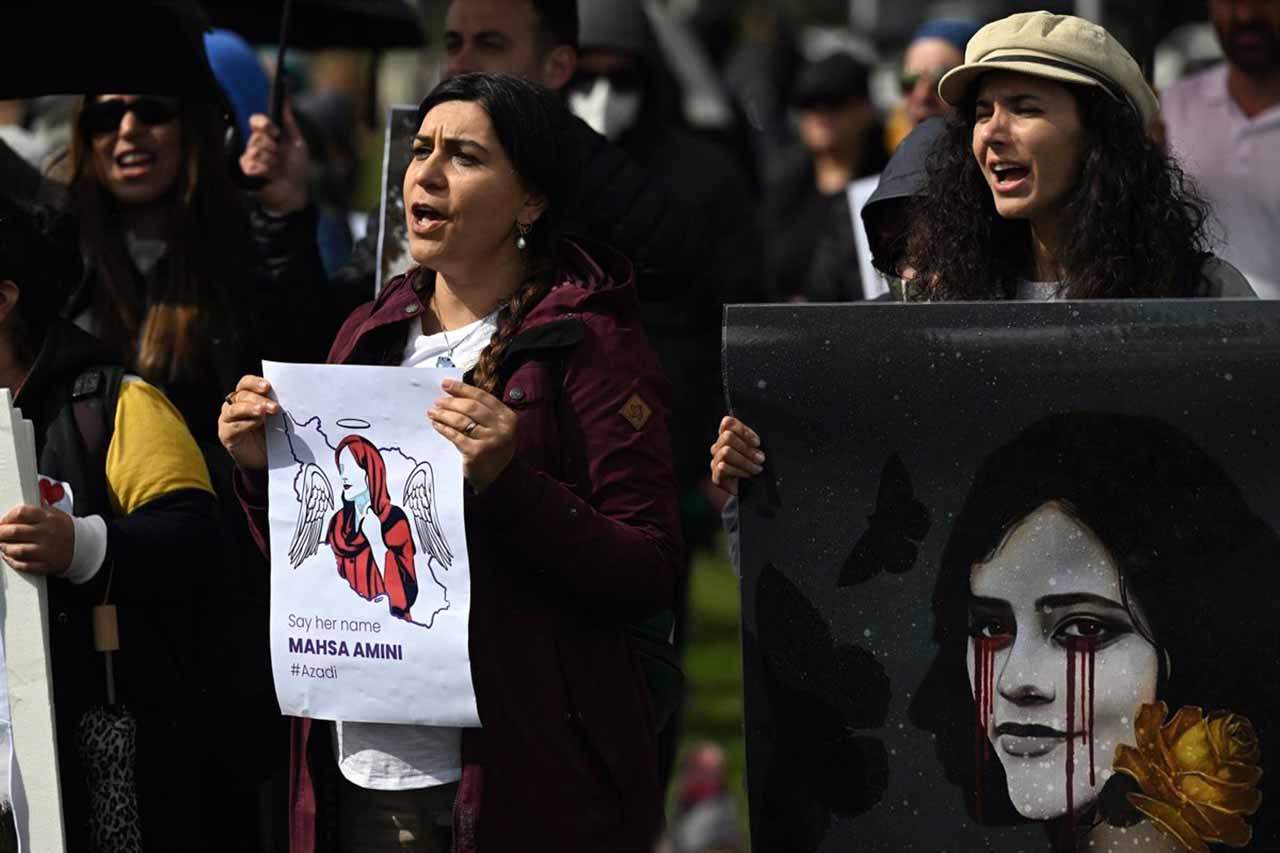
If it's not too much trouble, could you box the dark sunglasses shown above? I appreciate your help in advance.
[79,97,180,137]
[899,67,955,96]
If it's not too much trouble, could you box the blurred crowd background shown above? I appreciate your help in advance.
[0,0,1234,293]
[1,2,1266,851]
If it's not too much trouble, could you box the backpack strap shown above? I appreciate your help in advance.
[69,365,126,487]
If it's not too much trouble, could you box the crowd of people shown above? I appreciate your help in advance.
[0,0,1277,851]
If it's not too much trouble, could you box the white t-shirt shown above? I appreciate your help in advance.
[333,308,499,791]
[1162,64,1280,299]
[400,310,500,370]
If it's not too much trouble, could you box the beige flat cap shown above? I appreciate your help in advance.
[937,11,1159,126]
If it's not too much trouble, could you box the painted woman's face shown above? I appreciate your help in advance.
[337,447,369,502]
[968,501,1159,820]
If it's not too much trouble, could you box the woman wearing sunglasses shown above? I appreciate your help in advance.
[63,92,335,851]
[885,19,979,151]
[65,93,332,440]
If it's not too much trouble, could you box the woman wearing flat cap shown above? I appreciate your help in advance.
[710,12,1255,490]
[908,10,1254,301]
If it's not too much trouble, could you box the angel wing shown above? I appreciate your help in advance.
[289,463,335,569]
[403,461,454,569]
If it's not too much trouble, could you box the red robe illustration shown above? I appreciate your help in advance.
[325,436,419,620]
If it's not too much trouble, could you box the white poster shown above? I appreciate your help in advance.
[0,390,65,853]
[0,636,17,853]
[263,362,479,727]
[374,105,420,296]
[847,174,888,301]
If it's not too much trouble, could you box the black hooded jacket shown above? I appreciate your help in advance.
[576,0,767,499]
[798,117,944,302]
[860,116,946,276]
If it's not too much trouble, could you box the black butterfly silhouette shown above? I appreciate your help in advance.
[839,452,930,587]
[748,562,891,851]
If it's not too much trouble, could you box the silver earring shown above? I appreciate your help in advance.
[516,222,531,251]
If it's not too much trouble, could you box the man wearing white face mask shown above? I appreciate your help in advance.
[571,0,766,786]
[567,65,645,141]
[570,0,766,492]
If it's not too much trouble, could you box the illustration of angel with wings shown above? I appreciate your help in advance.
[289,435,454,626]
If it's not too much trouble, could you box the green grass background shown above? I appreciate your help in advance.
[669,539,750,845]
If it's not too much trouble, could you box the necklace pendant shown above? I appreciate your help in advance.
[436,355,456,369]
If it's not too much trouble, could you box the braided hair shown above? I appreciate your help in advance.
[415,73,580,393]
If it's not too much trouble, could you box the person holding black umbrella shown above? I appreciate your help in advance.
[64,90,331,425]
[0,191,222,853]
[54,29,335,853]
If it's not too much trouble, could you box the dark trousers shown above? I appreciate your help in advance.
[336,778,458,853]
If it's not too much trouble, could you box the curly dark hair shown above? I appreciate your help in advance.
[903,81,1212,300]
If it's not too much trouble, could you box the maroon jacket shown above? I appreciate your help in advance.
[238,240,683,852]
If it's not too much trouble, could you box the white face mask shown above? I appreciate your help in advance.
[568,76,643,141]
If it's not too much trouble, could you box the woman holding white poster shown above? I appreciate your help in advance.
[219,73,682,853]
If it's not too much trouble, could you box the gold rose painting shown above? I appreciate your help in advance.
[1115,703,1262,853]
[726,302,1280,852]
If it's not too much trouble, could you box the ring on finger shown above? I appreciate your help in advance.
[224,391,237,406]
[463,420,480,436]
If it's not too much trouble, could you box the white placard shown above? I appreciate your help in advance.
[0,389,65,853]
[263,362,479,726]
[0,633,18,850]
[848,173,889,302]
[375,105,421,297]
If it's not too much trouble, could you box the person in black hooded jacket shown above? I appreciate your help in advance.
[569,0,767,520]
[858,116,947,296]
[62,85,326,852]
[567,0,767,786]
[0,196,220,851]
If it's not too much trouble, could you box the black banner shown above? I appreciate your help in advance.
[726,301,1280,852]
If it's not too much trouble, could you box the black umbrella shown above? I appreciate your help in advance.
[3,0,225,101]
[202,0,427,49]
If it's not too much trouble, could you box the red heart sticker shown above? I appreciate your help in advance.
[39,478,66,506]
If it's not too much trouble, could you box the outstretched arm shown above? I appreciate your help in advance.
[242,107,341,362]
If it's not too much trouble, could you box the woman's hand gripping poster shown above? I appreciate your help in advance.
[263,362,478,727]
